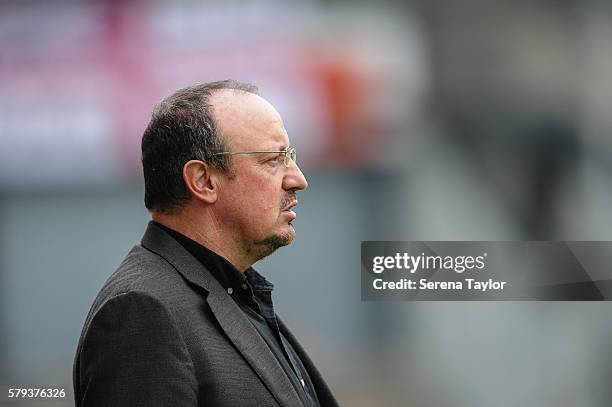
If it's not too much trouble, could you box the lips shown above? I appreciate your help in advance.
[283,200,298,212]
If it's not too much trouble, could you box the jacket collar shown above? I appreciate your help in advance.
[141,221,302,407]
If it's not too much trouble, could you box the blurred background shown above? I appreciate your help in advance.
[2,0,612,406]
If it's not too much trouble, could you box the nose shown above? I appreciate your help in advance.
[283,161,308,191]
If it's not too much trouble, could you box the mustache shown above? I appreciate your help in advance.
[280,192,297,210]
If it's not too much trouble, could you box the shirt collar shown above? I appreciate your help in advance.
[152,221,273,298]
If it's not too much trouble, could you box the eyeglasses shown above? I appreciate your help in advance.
[212,147,297,167]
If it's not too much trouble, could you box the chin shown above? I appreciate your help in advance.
[273,226,296,247]
[258,226,295,251]
[250,231,294,261]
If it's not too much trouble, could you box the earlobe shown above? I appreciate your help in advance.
[183,160,218,204]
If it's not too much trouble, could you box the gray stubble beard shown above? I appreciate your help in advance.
[248,224,295,262]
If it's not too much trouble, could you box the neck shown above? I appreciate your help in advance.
[152,207,255,272]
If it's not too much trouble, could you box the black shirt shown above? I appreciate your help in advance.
[154,222,320,407]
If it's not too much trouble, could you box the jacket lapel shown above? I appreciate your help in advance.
[278,317,339,407]
[141,222,302,407]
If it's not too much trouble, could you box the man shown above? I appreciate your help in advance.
[73,80,338,406]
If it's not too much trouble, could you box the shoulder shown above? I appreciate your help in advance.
[75,243,215,359]
[97,244,202,304]
[82,244,209,337]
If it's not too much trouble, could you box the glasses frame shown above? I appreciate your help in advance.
[212,147,297,167]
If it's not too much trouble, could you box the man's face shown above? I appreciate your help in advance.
[211,90,308,261]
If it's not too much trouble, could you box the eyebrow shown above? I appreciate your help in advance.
[260,144,289,152]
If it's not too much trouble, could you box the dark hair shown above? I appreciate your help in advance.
[142,80,259,213]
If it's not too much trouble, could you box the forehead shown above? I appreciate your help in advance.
[210,90,289,150]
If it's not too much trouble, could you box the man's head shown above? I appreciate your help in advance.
[142,80,308,268]
[142,80,255,212]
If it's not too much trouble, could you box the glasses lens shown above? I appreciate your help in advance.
[284,147,296,166]
[284,148,294,166]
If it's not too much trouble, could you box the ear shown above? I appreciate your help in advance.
[182,160,218,204]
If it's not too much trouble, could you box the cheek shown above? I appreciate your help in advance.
[234,184,274,214]
[260,193,280,213]
[254,188,282,217]
[229,172,282,218]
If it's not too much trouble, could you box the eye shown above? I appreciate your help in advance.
[266,153,284,166]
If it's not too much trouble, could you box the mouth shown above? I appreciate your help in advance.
[282,200,298,212]
[281,200,298,220]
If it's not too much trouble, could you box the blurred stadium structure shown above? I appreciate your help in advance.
[2,1,612,406]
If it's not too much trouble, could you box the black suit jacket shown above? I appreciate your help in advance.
[73,222,339,406]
